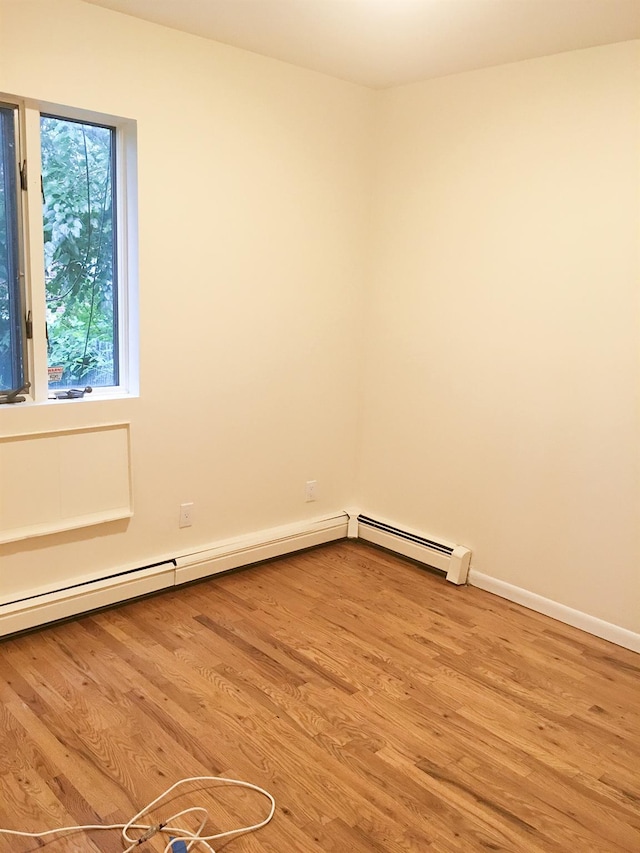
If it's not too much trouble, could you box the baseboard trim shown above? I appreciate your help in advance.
[468,569,640,654]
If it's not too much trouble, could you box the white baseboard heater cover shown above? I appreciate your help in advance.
[0,560,177,638]
[0,510,468,637]
[0,513,348,637]
[174,513,348,584]
[352,512,471,585]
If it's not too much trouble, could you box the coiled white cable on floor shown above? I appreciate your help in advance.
[0,775,276,853]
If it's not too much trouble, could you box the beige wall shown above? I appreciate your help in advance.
[358,42,640,633]
[1,1,638,638]
[0,0,372,597]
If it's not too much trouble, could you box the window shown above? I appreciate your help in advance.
[0,103,25,393]
[42,115,119,389]
[0,96,137,401]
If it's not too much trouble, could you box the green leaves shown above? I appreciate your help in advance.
[41,115,117,387]
[0,103,21,392]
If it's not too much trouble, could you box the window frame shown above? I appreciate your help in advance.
[1,94,138,404]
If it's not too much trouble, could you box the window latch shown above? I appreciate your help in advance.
[25,310,33,339]
[19,159,27,190]
[0,381,31,405]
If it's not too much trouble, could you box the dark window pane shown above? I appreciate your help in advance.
[41,115,118,388]
[0,104,24,393]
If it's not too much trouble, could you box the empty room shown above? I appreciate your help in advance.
[0,0,639,851]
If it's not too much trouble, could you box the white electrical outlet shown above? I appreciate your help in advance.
[179,502,194,527]
[305,480,318,502]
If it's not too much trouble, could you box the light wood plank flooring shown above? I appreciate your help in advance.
[0,541,638,852]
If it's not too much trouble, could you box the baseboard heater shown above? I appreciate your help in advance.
[0,560,177,638]
[0,511,469,637]
[350,512,471,585]
[0,513,348,638]
[173,513,348,585]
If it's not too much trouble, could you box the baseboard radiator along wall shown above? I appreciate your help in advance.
[0,510,469,638]
[0,561,178,639]
[347,510,471,585]
[0,514,349,637]
[173,514,349,585]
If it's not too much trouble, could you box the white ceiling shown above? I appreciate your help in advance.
[81,0,640,89]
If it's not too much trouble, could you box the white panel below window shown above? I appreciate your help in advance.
[0,423,132,543]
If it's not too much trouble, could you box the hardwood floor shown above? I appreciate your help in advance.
[0,540,638,852]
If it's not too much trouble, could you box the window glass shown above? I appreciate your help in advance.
[0,103,24,393]
[41,115,118,389]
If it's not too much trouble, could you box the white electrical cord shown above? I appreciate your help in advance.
[0,775,275,853]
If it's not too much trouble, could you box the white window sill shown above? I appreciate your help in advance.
[1,390,138,408]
